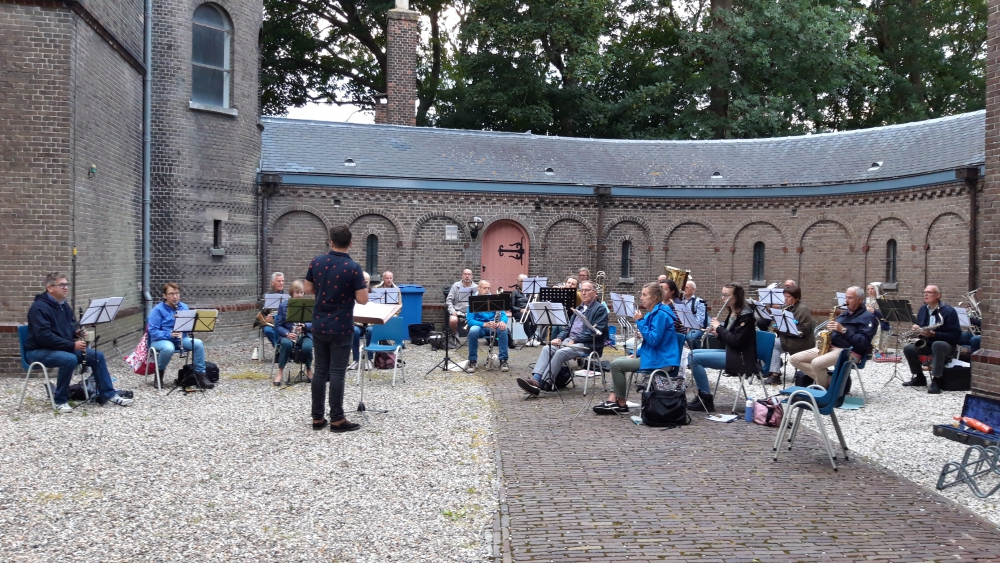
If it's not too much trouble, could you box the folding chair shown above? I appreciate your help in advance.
[365,316,408,386]
[270,336,310,385]
[17,325,59,410]
[773,347,853,471]
[713,330,774,413]
[626,332,687,404]
[850,353,870,404]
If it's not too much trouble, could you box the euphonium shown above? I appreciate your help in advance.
[664,266,690,293]
[816,301,838,355]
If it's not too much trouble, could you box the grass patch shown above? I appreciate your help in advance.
[36,492,64,503]
[228,371,270,380]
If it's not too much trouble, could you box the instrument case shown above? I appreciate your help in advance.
[940,366,972,391]
[932,394,1000,448]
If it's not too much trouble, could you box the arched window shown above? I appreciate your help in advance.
[620,240,632,278]
[365,234,378,276]
[885,239,897,283]
[192,4,232,108]
[752,242,765,281]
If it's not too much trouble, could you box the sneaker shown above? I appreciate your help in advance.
[110,394,134,407]
[466,360,477,373]
[499,360,509,372]
[347,360,359,371]
[763,374,782,385]
[54,403,72,414]
[516,377,540,396]
[593,402,629,415]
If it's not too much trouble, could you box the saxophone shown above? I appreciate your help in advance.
[816,301,838,355]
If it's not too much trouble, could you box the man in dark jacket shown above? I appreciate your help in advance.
[902,285,961,394]
[25,272,133,413]
[790,286,876,389]
[510,274,535,345]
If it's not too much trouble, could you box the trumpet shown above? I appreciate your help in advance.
[701,298,730,347]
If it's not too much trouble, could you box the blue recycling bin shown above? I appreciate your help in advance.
[398,284,425,330]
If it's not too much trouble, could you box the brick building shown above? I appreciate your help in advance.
[0,0,261,372]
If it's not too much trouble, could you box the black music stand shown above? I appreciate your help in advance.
[428,299,469,374]
[538,287,575,342]
[515,277,546,350]
[76,296,125,403]
[878,298,916,387]
[167,310,217,395]
[280,298,314,386]
[468,294,512,371]
[528,301,569,402]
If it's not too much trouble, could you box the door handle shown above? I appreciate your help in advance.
[482,265,486,272]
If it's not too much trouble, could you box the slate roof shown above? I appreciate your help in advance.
[260,111,984,189]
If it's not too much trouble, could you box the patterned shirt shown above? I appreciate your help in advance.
[305,250,368,337]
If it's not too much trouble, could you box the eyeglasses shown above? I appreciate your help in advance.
[166,292,180,296]
[580,289,596,293]
[52,283,69,289]
[923,291,939,295]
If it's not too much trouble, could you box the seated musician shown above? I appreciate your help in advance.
[372,270,397,289]
[273,280,313,385]
[261,272,285,347]
[764,285,814,384]
[465,280,510,373]
[516,281,607,396]
[866,283,891,356]
[687,283,757,412]
[510,274,537,346]
[679,280,707,349]
[789,286,875,390]
[350,272,373,371]
[577,268,591,283]
[959,319,981,354]
[595,282,678,414]
[447,268,478,334]
[902,285,961,394]
[565,277,582,307]
[149,282,213,389]
[25,272,134,412]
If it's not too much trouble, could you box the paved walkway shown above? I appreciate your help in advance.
[482,348,1000,562]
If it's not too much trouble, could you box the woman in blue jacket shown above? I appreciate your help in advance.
[594,282,679,415]
[273,280,313,385]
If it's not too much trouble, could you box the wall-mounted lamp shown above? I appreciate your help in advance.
[468,216,484,239]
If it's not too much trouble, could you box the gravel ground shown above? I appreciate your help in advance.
[712,351,1000,528]
[0,342,497,562]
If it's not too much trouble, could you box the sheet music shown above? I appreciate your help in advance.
[757,288,785,307]
[263,293,289,309]
[770,308,801,336]
[836,292,847,307]
[620,295,636,317]
[370,287,401,305]
[173,310,197,332]
[80,296,125,325]
[522,277,547,295]
[193,309,218,332]
[750,300,773,321]
[353,302,402,325]
[610,293,626,316]
[528,301,567,326]
[672,303,701,330]
[955,307,972,329]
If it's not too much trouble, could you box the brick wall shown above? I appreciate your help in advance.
[78,0,144,61]
[972,0,1000,396]
[264,183,978,319]
[270,211,328,282]
[384,9,418,126]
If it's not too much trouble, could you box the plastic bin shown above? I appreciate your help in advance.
[398,284,425,330]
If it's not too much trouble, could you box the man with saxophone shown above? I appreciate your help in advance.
[464,280,510,372]
[902,285,961,394]
[789,286,876,389]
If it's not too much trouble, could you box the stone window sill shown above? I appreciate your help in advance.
[190,101,238,117]
[882,282,898,291]
[210,247,226,256]
[749,279,767,288]
[618,277,635,284]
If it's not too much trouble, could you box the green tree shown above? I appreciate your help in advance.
[260,0,448,124]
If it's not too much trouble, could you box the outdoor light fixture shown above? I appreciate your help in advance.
[468,216,484,239]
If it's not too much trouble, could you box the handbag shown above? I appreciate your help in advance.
[640,389,691,428]
[753,397,784,428]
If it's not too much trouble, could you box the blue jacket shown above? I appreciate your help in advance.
[829,306,878,356]
[148,300,189,342]
[916,303,961,346]
[25,292,77,353]
[274,299,313,338]
[467,310,509,327]
[635,303,680,371]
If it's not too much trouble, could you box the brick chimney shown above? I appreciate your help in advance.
[379,1,419,126]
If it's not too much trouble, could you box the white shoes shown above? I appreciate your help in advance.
[54,403,72,414]
[348,360,359,371]
[110,394,133,406]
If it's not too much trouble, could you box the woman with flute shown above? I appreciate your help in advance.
[687,283,757,412]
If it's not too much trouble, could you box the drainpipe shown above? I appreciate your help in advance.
[141,0,152,320]
[259,174,282,292]
[957,167,980,291]
[594,185,612,274]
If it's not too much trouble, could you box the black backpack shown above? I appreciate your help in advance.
[205,361,220,383]
[538,365,573,392]
[640,389,691,428]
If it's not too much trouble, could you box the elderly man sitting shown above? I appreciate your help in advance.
[516,280,607,395]
[465,279,509,373]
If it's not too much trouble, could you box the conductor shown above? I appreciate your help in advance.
[305,226,369,432]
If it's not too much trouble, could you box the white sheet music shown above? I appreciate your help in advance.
[173,310,197,332]
[757,288,785,307]
[836,292,847,307]
[750,300,773,321]
[672,304,701,330]
[522,277,548,295]
[528,301,567,326]
[955,307,972,329]
[370,287,401,305]
[263,293,289,309]
[80,296,125,325]
[770,308,801,336]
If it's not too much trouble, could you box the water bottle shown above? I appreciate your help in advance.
[745,398,754,422]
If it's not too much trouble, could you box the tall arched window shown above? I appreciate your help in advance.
[885,239,897,283]
[192,4,232,108]
[365,234,378,276]
[752,242,765,281]
[620,240,632,278]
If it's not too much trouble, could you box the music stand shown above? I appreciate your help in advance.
[76,296,125,403]
[877,298,916,387]
[167,310,217,394]
[280,298,314,386]
[263,293,288,310]
[750,300,774,323]
[757,289,785,308]
[528,301,569,402]
[516,278,547,349]
[370,287,401,305]
[468,294,512,371]
[353,302,401,419]
[429,288,470,374]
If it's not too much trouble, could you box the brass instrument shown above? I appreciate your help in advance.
[958,289,982,335]
[664,266,690,293]
[595,271,606,304]
[816,302,839,355]
[700,297,730,347]
[254,308,274,328]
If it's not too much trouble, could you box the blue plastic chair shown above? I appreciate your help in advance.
[713,330,774,413]
[17,325,58,410]
[850,353,869,405]
[773,347,853,470]
[364,316,408,386]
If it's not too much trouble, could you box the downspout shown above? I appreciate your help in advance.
[141,0,152,319]
[594,185,612,274]
[259,174,282,293]
[957,167,981,290]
